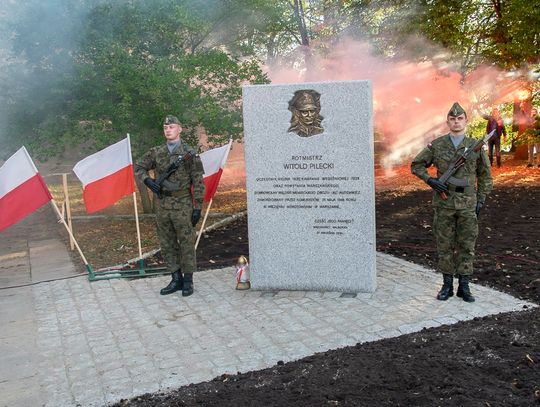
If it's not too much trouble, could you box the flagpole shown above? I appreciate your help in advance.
[195,199,213,250]
[50,199,93,275]
[132,191,143,260]
[127,134,144,270]
[62,173,75,250]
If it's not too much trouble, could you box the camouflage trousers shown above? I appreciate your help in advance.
[155,197,196,275]
[433,207,478,276]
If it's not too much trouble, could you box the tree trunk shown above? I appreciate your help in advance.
[292,0,309,47]
[292,0,313,78]
[135,177,154,214]
[513,98,531,160]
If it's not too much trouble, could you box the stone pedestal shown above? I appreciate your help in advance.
[242,81,376,292]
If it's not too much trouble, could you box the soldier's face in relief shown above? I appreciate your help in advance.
[298,107,317,125]
[163,123,182,142]
[447,113,467,135]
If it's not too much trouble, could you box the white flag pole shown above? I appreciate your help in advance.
[50,199,89,266]
[62,173,75,250]
[127,134,144,262]
[195,199,213,250]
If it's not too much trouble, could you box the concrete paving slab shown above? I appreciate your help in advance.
[0,248,31,287]
[29,239,77,282]
[0,377,42,407]
[0,286,40,407]
[0,241,27,257]
[2,255,527,407]
[0,271,30,289]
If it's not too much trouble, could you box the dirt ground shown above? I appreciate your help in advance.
[104,157,540,407]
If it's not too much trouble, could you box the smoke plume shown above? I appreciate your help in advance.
[268,37,526,167]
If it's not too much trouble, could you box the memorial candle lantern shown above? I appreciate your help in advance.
[235,255,250,290]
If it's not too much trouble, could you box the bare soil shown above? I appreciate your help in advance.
[103,157,540,407]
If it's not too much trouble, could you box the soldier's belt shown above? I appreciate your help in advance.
[161,189,191,198]
[447,184,475,194]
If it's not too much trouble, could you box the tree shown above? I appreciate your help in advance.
[73,3,267,151]
[0,0,96,159]
[0,0,268,160]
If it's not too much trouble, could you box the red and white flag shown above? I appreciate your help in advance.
[200,139,232,202]
[73,137,135,214]
[0,147,52,232]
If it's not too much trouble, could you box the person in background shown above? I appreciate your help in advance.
[411,102,493,303]
[482,107,506,168]
[526,107,540,168]
[135,115,205,298]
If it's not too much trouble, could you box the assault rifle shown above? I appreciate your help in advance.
[154,152,193,199]
[438,129,495,200]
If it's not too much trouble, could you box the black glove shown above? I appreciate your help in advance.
[426,177,448,193]
[475,201,484,217]
[144,177,161,194]
[191,209,201,227]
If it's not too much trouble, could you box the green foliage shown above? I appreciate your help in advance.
[485,0,540,69]
[1,0,268,160]
[516,115,540,145]
[1,0,539,162]
[468,118,511,150]
[347,0,540,73]
[71,1,269,156]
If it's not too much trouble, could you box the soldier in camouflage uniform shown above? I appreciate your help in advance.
[411,102,493,303]
[135,115,205,297]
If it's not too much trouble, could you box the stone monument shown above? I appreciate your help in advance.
[242,80,376,292]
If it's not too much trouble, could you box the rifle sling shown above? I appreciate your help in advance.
[158,153,192,183]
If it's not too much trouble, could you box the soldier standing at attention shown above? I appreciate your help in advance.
[135,115,205,297]
[411,103,493,303]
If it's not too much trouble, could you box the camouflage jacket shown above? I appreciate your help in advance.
[135,141,205,210]
[411,134,493,209]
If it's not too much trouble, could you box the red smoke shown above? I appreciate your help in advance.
[217,37,527,187]
[218,142,246,189]
[268,38,525,167]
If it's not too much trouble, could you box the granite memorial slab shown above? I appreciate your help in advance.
[242,80,375,292]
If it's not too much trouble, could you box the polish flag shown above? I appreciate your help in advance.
[200,139,232,202]
[73,137,135,214]
[0,147,52,232]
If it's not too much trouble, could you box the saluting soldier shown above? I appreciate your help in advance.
[411,102,493,302]
[135,115,205,297]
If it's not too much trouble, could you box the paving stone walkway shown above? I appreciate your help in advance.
[0,208,536,407]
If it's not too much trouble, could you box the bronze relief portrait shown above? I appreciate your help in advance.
[287,89,324,137]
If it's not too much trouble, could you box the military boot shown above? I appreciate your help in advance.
[457,275,475,302]
[160,270,183,295]
[436,274,454,301]
[182,273,194,297]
